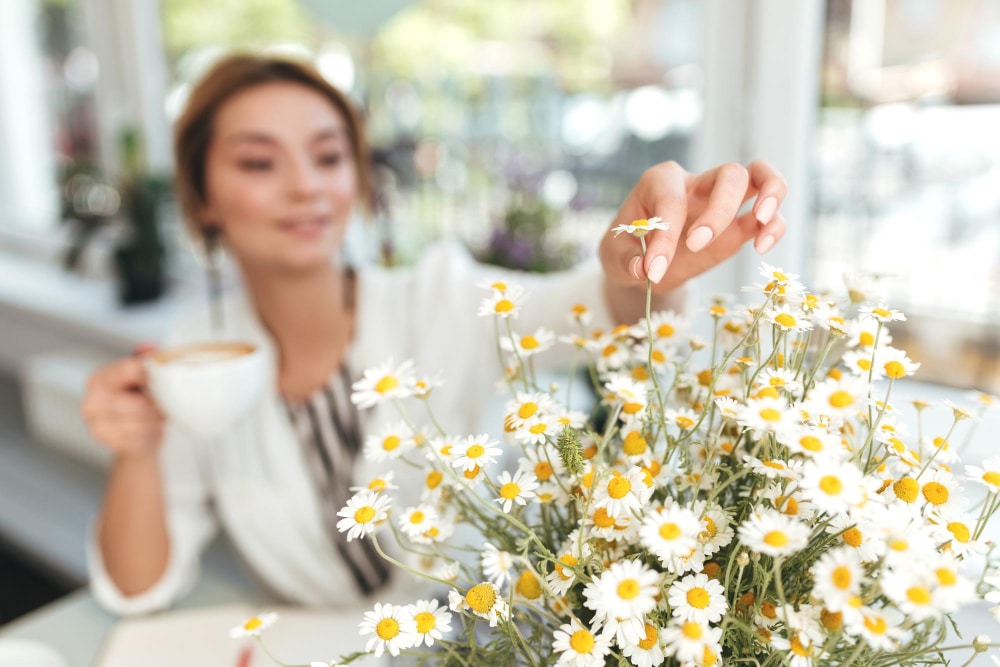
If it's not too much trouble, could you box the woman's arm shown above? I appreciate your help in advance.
[600,160,789,321]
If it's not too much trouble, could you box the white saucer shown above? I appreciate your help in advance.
[0,639,67,667]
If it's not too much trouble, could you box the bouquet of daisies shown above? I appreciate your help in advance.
[245,224,1000,667]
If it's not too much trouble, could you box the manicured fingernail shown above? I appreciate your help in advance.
[647,255,668,284]
[629,255,643,280]
[686,226,714,252]
[756,196,777,225]
[756,234,775,254]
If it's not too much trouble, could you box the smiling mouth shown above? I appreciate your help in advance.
[278,216,330,235]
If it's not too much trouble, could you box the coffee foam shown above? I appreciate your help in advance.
[150,342,256,366]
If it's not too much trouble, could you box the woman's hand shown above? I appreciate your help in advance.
[81,345,165,459]
[600,160,788,293]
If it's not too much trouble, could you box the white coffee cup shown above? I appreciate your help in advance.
[145,341,268,438]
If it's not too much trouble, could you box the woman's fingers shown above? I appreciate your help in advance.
[684,163,750,253]
[746,159,788,225]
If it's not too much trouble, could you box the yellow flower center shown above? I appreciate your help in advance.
[832,565,852,590]
[686,587,711,609]
[368,478,387,492]
[660,522,682,541]
[763,461,785,470]
[529,423,548,434]
[889,539,908,552]
[828,390,854,409]
[843,527,863,548]
[922,482,949,505]
[821,609,843,632]
[676,416,696,429]
[681,621,703,639]
[376,617,400,640]
[652,350,667,364]
[518,402,538,419]
[465,583,497,614]
[863,615,887,635]
[775,313,797,328]
[764,530,789,547]
[872,308,892,318]
[761,601,778,619]
[354,506,376,524]
[632,218,650,227]
[463,465,481,480]
[947,521,970,543]
[375,376,398,394]
[569,629,595,654]
[555,554,578,580]
[500,482,521,500]
[859,331,875,347]
[657,323,675,338]
[799,436,823,452]
[515,570,542,599]
[409,511,425,524]
[602,344,618,358]
[534,461,553,481]
[759,408,783,422]
[622,401,644,415]
[884,360,906,379]
[791,635,810,657]
[907,586,932,605]
[426,471,443,489]
[893,477,919,503]
[617,578,640,600]
[819,475,844,496]
[494,299,514,313]
[593,508,615,528]
[491,281,508,292]
[857,358,872,371]
[936,568,958,586]
[382,435,401,451]
[414,611,436,634]
[520,335,540,350]
[572,303,587,315]
[243,617,263,631]
[466,444,485,459]
[638,623,658,650]
[623,431,647,456]
[607,475,631,499]
[983,471,1000,486]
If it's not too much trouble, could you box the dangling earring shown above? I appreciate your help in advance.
[202,225,225,335]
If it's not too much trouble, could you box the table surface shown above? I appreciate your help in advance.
[2,380,999,666]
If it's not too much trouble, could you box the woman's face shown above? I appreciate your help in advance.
[201,81,358,274]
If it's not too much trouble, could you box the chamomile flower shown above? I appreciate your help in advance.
[842,349,882,379]
[519,445,566,485]
[351,359,415,408]
[604,375,650,419]
[336,490,391,542]
[568,302,593,327]
[501,327,556,357]
[448,582,509,627]
[876,347,920,380]
[713,396,743,420]
[811,548,864,611]
[611,215,670,237]
[398,504,438,539]
[770,630,828,667]
[451,434,503,472]
[805,377,867,424]
[363,421,416,462]
[662,619,722,665]
[592,466,654,519]
[514,414,559,446]
[668,573,728,624]
[757,367,803,395]
[766,305,813,332]
[778,427,845,460]
[552,618,613,667]
[798,459,866,514]
[966,457,1000,493]
[478,283,526,319]
[738,510,810,557]
[927,507,986,559]
[621,621,666,667]
[848,317,890,349]
[480,544,515,587]
[846,606,906,651]
[230,611,278,638]
[494,469,539,512]
[880,567,944,622]
[826,512,884,562]
[407,599,452,647]
[860,304,906,323]
[639,505,703,571]
[506,392,554,429]
[547,551,586,597]
[358,603,417,657]
[583,559,661,644]
[411,372,444,399]
[350,470,398,495]
[737,396,799,437]
[633,309,687,344]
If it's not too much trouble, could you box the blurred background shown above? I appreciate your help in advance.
[0,0,998,632]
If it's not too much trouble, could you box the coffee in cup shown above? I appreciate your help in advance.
[145,341,267,438]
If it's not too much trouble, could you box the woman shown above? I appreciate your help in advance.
[81,53,787,615]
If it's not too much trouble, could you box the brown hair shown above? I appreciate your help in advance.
[173,52,372,246]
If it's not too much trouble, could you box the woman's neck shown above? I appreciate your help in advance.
[242,262,355,398]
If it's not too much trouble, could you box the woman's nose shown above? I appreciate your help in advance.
[286,157,322,198]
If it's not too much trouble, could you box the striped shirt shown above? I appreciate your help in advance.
[283,365,391,595]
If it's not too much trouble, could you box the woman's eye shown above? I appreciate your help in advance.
[318,153,343,167]
[238,159,273,171]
